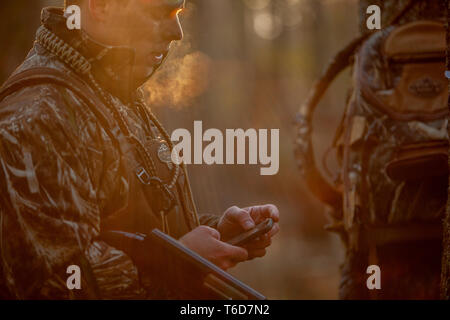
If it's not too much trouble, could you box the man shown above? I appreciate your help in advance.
[0,0,279,299]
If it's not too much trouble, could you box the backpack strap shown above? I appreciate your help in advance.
[294,0,415,212]
[294,35,366,212]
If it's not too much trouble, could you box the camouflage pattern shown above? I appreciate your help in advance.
[336,14,448,298]
[342,27,447,228]
[0,7,218,299]
[326,0,449,300]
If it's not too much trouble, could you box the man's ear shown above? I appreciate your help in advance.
[87,0,111,22]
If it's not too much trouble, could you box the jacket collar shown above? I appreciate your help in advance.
[41,7,137,103]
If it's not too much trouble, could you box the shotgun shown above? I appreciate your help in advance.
[101,229,266,300]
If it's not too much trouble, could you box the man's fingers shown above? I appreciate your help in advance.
[264,204,280,222]
[181,226,250,271]
[244,236,272,250]
[245,204,280,223]
[219,261,234,270]
[223,242,249,262]
[268,222,280,238]
[226,206,255,230]
[248,249,266,259]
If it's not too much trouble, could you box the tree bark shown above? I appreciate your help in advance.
[0,0,43,83]
[443,0,450,301]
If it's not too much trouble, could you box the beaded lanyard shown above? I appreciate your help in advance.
[36,26,200,233]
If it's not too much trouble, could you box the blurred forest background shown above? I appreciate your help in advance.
[0,0,362,299]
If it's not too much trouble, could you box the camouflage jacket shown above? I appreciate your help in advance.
[0,7,218,299]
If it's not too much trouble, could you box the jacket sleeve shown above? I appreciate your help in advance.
[0,84,144,299]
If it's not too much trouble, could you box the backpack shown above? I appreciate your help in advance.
[295,19,448,251]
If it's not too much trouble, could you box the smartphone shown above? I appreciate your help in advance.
[226,218,273,247]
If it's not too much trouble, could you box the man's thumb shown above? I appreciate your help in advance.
[228,207,255,230]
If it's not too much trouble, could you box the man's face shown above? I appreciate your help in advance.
[101,0,185,85]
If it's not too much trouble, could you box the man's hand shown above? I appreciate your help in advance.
[179,226,248,270]
[217,204,280,260]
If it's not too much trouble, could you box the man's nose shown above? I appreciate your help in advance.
[161,17,183,41]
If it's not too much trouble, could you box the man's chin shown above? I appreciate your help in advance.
[134,66,156,88]
[144,66,156,80]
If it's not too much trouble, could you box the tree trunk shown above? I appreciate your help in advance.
[443,0,450,301]
[0,0,43,83]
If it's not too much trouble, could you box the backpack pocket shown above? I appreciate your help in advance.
[385,141,448,180]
